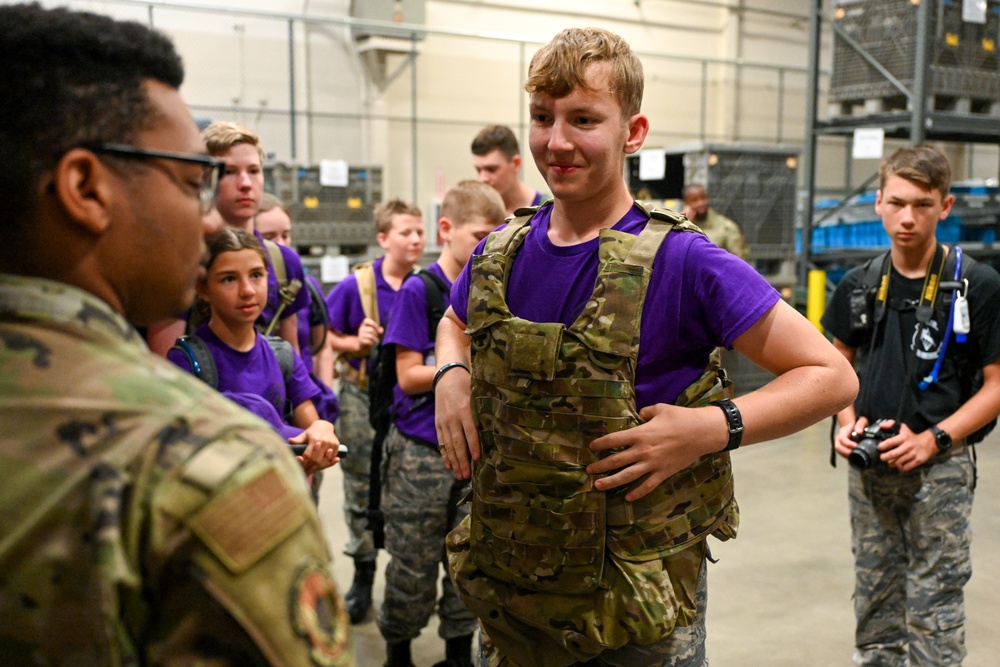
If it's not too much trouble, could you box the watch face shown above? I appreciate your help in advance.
[933,426,951,451]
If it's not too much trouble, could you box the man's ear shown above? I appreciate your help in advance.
[623,113,650,155]
[512,153,522,171]
[50,148,118,236]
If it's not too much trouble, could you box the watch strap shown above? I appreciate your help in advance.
[930,424,952,454]
[714,398,744,452]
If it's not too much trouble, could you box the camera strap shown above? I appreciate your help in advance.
[860,244,946,437]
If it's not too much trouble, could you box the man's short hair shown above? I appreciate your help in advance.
[525,27,644,119]
[880,145,952,199]
[683,183,707,201]
[202,121,265,161]
[0,3,184,225]
[441,180,506,227]
[471,125,521,160]
[374,198,422,235]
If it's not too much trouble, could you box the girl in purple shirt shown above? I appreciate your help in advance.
[167,228,340,475]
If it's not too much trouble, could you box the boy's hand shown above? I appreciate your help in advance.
[291,420,340,474]
[356,317,383,352]
[434,366,479,480]
[587,403,727,501]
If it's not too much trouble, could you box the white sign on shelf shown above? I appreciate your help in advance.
[638,149,666,181]
[319,159,349,187]
[963,0,987,25]
[852,128,885,160]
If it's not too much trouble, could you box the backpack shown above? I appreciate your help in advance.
[366,269,450,432]
[171,332,297,421]
[261,238,303,336]
[851,246,995,445]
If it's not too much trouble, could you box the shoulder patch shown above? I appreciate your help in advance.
[290,563,352,666]
[188,466,308,574]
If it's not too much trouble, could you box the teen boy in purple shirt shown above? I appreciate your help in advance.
[324,199,426,623]
[434,27,858,667]
[378,181,505,667]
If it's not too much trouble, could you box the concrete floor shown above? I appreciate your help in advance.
[317,421,1000,667]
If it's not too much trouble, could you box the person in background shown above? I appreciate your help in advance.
[681,183,748,260]
[471,124,547,217]
[256,191,340,501]
[325,198,426,624]
[0,4,352,663]
[378,181,505,667]
[822,144,1000,667]
[434,26,857,667]
[145,122,311,356]
[167,227,340,476]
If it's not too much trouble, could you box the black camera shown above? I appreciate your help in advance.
[848,419,896,470]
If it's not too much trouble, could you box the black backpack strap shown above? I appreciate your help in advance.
[305,276,330,355]
[414,269,450,341]
[171,335,219,389]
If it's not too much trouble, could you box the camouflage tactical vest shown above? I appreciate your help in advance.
[453,202,739,658]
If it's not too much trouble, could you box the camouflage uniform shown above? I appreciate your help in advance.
[378,426,476,642]
[698,209,748,260]
[448,207,738,667]
[849,453,974,667]
[336,379,378,561]
[0,275,353,666]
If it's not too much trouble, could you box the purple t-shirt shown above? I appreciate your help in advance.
[383,263,450,444]
[254,229,309,325]
[167,323,319,419]
[451,202,780,409]
[325,256,402,370]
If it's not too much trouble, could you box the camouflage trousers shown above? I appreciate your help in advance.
[848,450,974,667]
[477,544,709,667]
[378,426,476,643]
[336,380,377,562]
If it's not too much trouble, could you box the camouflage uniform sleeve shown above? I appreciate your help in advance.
[141,423,353,667]
[728,222,749,260]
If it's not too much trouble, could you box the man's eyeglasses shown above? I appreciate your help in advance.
[88,143,225,215]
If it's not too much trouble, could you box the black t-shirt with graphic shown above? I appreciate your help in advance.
[823,256,1000,434]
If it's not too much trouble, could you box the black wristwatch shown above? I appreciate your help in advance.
[930,425,952,454]
[714,399,744,452]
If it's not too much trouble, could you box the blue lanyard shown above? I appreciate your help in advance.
[919,246,963,391]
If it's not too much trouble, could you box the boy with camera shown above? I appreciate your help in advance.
[822,144,1000,666]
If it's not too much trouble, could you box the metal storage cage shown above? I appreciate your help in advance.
[830,0,1000,115]
[265,163,383,251]
[627,143,800,268]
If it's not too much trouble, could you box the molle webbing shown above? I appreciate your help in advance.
[465,205,736,605]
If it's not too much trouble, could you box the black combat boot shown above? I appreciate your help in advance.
[432,633,474,667]
[345,559,376,624]
[384,640,414,667]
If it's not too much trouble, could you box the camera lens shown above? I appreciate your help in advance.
[848,438,880,471]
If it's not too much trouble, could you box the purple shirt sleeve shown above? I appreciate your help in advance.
[384,264,450,444]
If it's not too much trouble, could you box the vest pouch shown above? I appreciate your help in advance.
[470,456,607,594]
[507,320,563,381]
[606,454,736,562]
